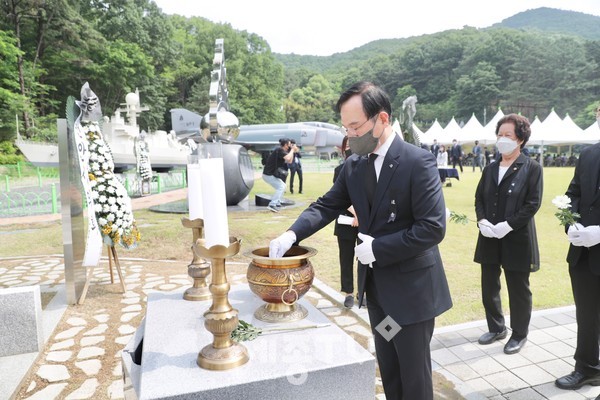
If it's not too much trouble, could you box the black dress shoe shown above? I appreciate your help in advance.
[556,371,600,390]
[478,329,507,345]
[504,337,527,354]
[343,294,354,309]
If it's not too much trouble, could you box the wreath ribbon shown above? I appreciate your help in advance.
[74,101,103,267]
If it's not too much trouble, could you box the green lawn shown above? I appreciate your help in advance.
[0,166,578,327]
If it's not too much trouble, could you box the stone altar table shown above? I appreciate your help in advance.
[122,284,376,400]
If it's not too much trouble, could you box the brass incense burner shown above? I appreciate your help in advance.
[181,218,211,301]
[245,246,316,323]
[193,237,248,370]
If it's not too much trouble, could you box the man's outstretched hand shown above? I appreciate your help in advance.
[269,231,296,258]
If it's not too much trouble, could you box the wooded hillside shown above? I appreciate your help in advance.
[1,2,599,150]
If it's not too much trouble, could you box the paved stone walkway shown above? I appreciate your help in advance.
[2,254,599,400]
[0,255,387,400]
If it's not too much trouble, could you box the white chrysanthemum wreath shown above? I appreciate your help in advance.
[85,121,140,248]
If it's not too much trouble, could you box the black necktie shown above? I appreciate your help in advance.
[366,153,378,207]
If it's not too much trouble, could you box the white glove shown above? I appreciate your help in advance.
[355,233,376,265]
[269,231,296,258]
[478,219,496,238]
[492,221,513,239]
[568,224,600,248]
[567,223,585,240]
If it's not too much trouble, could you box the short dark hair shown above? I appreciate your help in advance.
[335,81,392,119]
[290,139,296,144]
[279,138,290,146]
[495,114,531,148]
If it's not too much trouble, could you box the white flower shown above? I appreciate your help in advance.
[98,195,107,203]
[103,204,111,212]
[108,197,116,205]
[117,210,124,218]
[97,184,106,191]
[92,162,100,171]
[95,204,103,212]
[552,195,571,209]
[107,214,115,222]
[110,204,118,213]
[98,217,107,225]
[118,228,123,235]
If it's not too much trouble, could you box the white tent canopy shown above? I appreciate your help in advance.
[482,109,505,145]
[419,119,444,145]
[457,114,483,143]
[529,109,589,146]
[416,109,597,148]
[440,117,462,145]
[583,119,600,142]
[563,114,596,144]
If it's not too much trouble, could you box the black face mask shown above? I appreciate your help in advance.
[348,124,379,156]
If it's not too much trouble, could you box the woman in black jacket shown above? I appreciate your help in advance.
[473,114,542,355]
[333,136,359,308]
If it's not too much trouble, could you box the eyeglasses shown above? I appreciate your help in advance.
[341,116,377,136]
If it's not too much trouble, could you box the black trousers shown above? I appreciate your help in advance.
[366,271,435,400]
[289,167,302,193]
[569,251,600,376]
[337,236,356,294]
[481,264,531,339]
[452,157,463,172]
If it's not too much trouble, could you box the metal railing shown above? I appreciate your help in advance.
[0,165,186,218]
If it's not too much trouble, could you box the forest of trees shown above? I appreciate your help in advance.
[1,1,599,160]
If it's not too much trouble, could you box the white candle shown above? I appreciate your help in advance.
[199,158,229,247]
[187,164,203,219]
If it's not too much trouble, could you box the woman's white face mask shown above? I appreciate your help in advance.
[496,137,518,155]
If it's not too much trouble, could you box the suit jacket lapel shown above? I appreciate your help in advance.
[490,159,500,187]
[499,154,526,184]
[368,137,401,228]
[591,152,600,205]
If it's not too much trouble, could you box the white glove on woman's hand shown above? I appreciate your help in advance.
[269,231,296,258]
[478,219,496,238]
[492,221,513,239]
[355,233,376,265]
[568,225,600,248]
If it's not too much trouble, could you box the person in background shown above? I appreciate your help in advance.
[450,139,463,172]
[473,140,483,172]
[484,146,491,165]
[474,114,542,355]
[288,139,303,194]
[430,138,440,158]
[268,81,452,399]
[437,144,448,167]
[555,135,600,391]
[333,136,359,308]
[262,138,294,213]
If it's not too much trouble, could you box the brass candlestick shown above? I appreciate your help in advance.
[181,218,211,301]
[193,237,249,371]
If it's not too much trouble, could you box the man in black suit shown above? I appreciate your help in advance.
[430,138,440,158]
[450,139,463,172]
[269,82,452,399]
[555,142,600,390]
